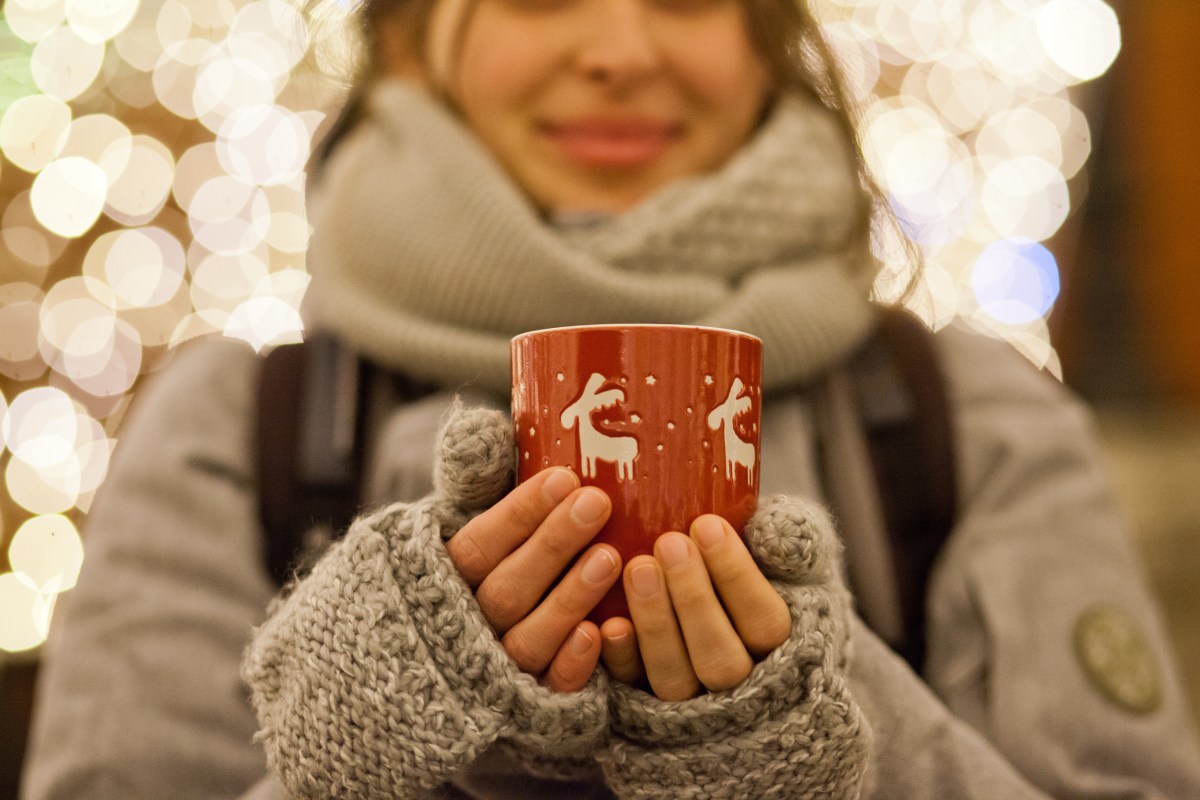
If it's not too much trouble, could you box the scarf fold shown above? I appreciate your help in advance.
[305,79,879,393]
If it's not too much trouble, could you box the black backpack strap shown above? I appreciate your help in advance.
[257,336,439,586]
[257,333,368,586]
[848,306,958,672]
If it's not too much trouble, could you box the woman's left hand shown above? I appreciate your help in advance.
[599,514,792,701]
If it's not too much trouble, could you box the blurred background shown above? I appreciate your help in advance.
[0,0,1197,794]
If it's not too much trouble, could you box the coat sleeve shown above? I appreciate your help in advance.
[19,341,281,800]
[921,325,1200,798]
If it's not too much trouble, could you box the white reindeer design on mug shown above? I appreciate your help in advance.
[707,377,757,485]
[560,373,639,481]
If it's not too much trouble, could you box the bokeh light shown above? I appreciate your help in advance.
[1038,0,1121,82]
[31,156,109,237]
[0,572,54,653]
[0,93,71,173]
[9,514,84,593]
[971,238,1062,325]
[0,0,1120,651]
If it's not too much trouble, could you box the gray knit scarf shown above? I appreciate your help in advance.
[304,79,879,393]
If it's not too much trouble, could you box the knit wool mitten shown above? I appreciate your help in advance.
[241,405,608,800]
[597,496,872,800]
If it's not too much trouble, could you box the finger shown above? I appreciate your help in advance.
[691,515,792,658]
[478,486,612,632]
[624,555,699,701]
[501,544,620,674]
[599,617,644,685]
[448,467,578,587]
[541,622,602,694]
[655,532,753,693]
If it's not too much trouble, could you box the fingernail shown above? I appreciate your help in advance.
[581,548,617,584]
[569,626,594,656]
[570,488,608,526]
[604,630,629,645]
[693,516,726,551]
[541,468,576,504]
[631,563,661,598]
[657,534,690,569]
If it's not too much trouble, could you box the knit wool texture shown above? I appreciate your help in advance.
[304,80,879,394]
[598,496,869,799]
[242,407,871,798]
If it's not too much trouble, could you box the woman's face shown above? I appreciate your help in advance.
[408,0,775,213]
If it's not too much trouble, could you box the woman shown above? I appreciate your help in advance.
[21,1,1200,798]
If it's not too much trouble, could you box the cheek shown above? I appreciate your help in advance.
[679,47,770,111]
[455,28,554,119]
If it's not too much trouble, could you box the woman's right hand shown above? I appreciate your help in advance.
[446,467,621,694]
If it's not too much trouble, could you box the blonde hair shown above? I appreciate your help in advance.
[301,0,921,295]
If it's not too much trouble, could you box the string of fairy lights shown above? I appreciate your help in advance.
[0,0,1121,652]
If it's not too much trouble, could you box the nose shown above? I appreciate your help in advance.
[574,1,662,89]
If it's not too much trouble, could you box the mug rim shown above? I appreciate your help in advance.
[511,323,762,345]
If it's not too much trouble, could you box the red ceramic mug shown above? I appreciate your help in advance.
[510,324,762,623]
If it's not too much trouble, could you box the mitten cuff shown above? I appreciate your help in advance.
[383,501,611,757]
[600,584,868,799]
[607,581,845,747]
[599,682,870,800]
[496,670,611,780]
[598,492,871,798]
[242,502,511,799]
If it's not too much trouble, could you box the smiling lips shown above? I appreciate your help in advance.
[540,118,684,168]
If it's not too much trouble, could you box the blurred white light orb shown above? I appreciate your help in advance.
[257,268,311,310]
[6,455,79,515]
[225,296,304,352]
[153,0,195,59]
[969,2,1047,87]
[31,25,106,101]
[112,0,174,71]
[2,386,79,470]
[62,319,143,397]
[0,94,71,174]
[37,278,141,395]
[1028,96,1093,179]
[188,176,271,255]
[31,157,109,238]
[980,155,1070,241]
[172,142,223,210]
[38,276,117,357]
[194,49,282,133]
[875,0,967,64]
[971,238,1060,325]
[85,227,187,309]
[231,0,308,69]
[0,572,54,652]
[3,191,67,273]
[5,0,68,45]
[976,107,1064,169]
[218,104,311,186]
[0,291,49,383]
[176,0,238,31]
[56,113,134,187]
[105,135,175,222]
[265,211,311,253]
[153,38,212,120]
[1038,0,1121,82]
[862,99,956,197]
[190,249,270,314]
[9,515,84,594]
[66,0,140,44]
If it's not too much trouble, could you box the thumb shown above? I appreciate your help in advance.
[744,495,844,585]
[433,400,515,512]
